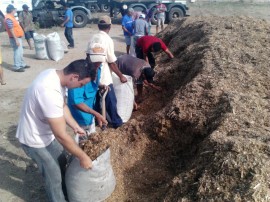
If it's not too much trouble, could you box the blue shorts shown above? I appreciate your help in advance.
[125,36,131,46]
[25,31,34,40]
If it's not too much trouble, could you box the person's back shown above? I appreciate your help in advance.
[117,54,150,80]
[134,18,148,37]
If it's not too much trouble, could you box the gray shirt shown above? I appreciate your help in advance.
[133,18,148,36]
[117,54,151,80]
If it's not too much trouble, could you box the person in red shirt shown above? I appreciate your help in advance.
[135,35,174,68]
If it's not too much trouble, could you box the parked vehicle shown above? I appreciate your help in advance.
[0,0,92,29]
[110,0,189,24]
[68,0,111,13]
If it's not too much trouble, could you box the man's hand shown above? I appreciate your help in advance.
[79,153,93,169]
[74,126,86,136]
[96,113,108,128]
[61,23,65,27]
[120,75,127,83]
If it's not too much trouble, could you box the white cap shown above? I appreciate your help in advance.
[139,14,145,19]
[86,42,106,63]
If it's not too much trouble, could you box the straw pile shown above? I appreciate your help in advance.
[89,16,270,201]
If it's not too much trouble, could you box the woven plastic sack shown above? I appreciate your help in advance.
[33,33,49,60]
[46,32,64,61]
[112,73,134,122]
[65,149,116,202]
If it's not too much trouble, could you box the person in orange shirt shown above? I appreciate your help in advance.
[4,4,30,72]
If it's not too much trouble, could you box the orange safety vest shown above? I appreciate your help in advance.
[4,14,24,38]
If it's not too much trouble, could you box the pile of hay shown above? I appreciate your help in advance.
[97,16,270,201]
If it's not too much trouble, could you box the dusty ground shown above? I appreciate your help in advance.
[0,2,270,202]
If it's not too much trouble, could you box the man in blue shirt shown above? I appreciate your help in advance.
[68,43,108,137]
[122,8,134,54]
[61,3,74,48]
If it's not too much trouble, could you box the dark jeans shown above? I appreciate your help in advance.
[21,139,67,202]
[95,84,123,128]
[135,46,156,69]
[64,27,74,47]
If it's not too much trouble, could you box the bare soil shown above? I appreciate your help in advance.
[1,3,270,202]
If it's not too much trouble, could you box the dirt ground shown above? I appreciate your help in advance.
[0,2,270,202]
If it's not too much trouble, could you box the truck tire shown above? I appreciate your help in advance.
[0,16,5,32]
[73,10,88,28]
[168,7,184,22]
[132,6,144,12]
[88,4,99,13]
[101,4,110,12]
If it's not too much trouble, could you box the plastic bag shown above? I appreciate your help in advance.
[33,33,49,60]
[65,149,116,202]
[46,32,64,61]
[112,73,134,122]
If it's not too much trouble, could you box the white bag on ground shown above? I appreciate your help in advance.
[33,33,49,60]
[112,73,134,122]
[46,32,64,61]
[65,149,116,202]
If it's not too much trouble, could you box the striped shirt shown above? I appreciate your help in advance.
[6,18,13,29]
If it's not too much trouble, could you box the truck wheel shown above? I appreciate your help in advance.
[149,8,157,25]
[168,7,184,22]
[88,4,99,13]
[73,10,88,28]
[101,4,110,12]
[0,16,5,32]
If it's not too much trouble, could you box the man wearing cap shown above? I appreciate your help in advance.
[117,54,161,107]
[68,43,108,136]
[4,4,30,72]
[136,35,174,69]
[122,8,134,54]
[89,15,127,128]
[133,13,148,46]
[156,0,167,34]
[61,3,74,49]
[19,4,35,50]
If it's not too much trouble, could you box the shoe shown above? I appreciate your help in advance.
[67,45,74,49]
[23,65,31,69]
[14,68,25,72]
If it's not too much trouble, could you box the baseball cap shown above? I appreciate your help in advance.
[144,68,155,83]
[86,42,106,63]
[22,4,29,9]
[139,14,145,19]
[98,15,111,25]
[6,4,16,13]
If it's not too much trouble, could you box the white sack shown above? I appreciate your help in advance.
[65,149,116,202]
[46,32,64,61]
[33,33,49,60]
[112,73,134,123]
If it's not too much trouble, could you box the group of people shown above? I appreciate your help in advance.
[0,1,174,201]
[121,0,168,55]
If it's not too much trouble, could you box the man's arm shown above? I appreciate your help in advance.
[164,48,174,59]
[108,62,127,83]
[74,103,108,127]
[61,11,70,27]
[47,116,92,169]
[122,25,132,36]
[63,103,85,135]
[9,28,20,46]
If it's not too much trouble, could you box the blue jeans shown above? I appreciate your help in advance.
[9,37,26,70]
[95,84,123,128]
[64,27,74,47]
[21,139,67,202]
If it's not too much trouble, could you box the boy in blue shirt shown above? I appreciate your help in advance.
[68,43,108,136]
[122,8,134,54]
[61,3,74,48]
